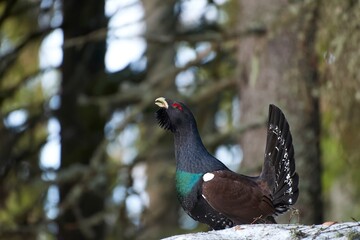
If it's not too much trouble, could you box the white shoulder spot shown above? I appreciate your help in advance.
[203,173,215,182]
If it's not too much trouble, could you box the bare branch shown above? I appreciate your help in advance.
[0,27,52,80]
[0,67,56,105]
[78,45,215,111]
[204,119,266,148]
[63,25,266,49]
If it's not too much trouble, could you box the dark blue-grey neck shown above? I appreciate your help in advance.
[173,121,228,173]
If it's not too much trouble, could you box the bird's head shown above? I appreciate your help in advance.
[155,97,196,133]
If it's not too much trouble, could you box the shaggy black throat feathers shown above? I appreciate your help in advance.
[155,97,299,229]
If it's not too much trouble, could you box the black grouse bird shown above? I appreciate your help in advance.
[155,97,299,229]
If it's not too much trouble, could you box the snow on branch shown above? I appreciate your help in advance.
[163,222,360,240]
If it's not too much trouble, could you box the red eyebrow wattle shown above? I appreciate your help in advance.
[172,103,183,111]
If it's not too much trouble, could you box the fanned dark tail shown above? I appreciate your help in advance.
[260,104,299,215]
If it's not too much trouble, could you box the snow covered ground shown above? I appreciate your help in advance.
[163,222,360,240]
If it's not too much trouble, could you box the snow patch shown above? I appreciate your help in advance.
[163,222,360,240]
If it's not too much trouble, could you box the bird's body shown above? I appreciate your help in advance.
[155,97,299,229]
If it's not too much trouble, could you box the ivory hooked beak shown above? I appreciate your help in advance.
[155,97,169,109]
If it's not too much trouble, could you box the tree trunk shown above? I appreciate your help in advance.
[236,0,323,224]
[318,0,360,221]
[138,0,181,239]
[57,0,108,239]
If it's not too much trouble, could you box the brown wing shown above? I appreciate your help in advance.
[201,170,275,224]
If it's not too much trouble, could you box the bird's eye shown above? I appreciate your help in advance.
[172,103,183,111]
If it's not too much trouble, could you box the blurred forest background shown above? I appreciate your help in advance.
[0,0,359,239]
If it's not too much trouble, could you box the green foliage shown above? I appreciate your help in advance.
[0,176,45,226]
[0,1,49,238]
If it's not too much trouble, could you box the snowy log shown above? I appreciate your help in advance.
[163,222,360,240]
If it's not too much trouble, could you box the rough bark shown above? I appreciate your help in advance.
[318,0,360,221]
[57,0,109,239]
[236,0,323,224]
[138,0,181,239]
